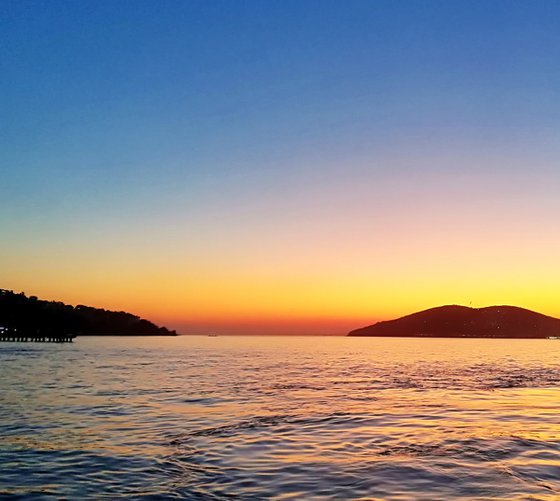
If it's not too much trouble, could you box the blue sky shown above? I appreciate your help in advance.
[2,1,560,332]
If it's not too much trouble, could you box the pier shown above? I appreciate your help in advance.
[0,332,76,343]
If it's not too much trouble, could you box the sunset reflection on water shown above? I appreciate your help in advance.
[1,336,560,499]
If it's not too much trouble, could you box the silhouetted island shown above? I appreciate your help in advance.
[0,289,177,337]
[348,305,560,338]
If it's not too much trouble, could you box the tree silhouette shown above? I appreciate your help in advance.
[0,290,177,336]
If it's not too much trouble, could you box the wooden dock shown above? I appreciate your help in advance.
[0,333,76,343]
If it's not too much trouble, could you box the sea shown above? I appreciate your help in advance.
[1,335,560,500]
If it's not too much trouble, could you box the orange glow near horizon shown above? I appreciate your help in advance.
[3,159,560,335]
[5,250,560,334]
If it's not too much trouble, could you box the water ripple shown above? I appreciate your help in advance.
[1,336,560,499]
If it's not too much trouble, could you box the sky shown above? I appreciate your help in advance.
[1,0,560,334]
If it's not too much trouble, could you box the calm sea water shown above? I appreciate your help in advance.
[1,336,560,500]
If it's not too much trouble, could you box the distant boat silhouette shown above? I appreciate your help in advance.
[348,305,560,339]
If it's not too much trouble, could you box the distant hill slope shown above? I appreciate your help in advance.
[0,289,177,336]
[348,305,560,338]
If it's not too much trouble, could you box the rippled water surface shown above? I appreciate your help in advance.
[1,336,560,499]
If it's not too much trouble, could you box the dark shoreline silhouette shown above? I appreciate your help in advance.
[0,289,177,337]
[348,305,560,338]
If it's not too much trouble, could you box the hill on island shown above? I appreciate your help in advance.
[0,289,177,336]
[348,305,560,338]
